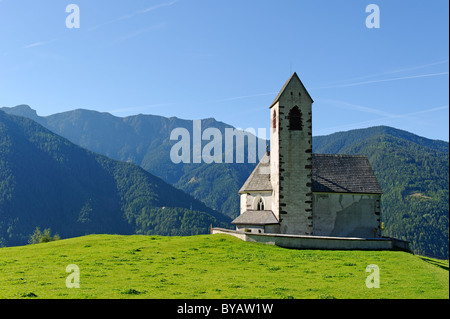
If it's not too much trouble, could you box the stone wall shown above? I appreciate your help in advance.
[211,228,409,251]
[313,193,381,238]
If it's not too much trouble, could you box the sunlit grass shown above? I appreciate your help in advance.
[0,234,448,299]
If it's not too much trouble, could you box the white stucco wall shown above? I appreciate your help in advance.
[240,191,273,213]
[235,224,280,234]
[270,102,280,221]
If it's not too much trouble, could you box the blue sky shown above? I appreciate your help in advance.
[0,0,448,141]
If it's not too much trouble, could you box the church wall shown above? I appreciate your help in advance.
[313,193,381,238]
[270,102,280,220]
[265,224,281,234]
[234,224,280,234]
[240,193,247,213]
[240,191,273,212]
[235,225,265,233]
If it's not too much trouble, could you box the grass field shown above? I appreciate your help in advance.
[0,234,448,299]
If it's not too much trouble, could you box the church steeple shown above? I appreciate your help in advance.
[231,72,384,239]
[270,72,314,109]
[270,72,314,235]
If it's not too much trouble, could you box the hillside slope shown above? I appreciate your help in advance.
[314,125,449,154]
[1,105,259,216]
[0,234,448,299]
[0,111,231,246]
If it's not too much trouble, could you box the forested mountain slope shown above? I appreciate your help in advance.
[0,110,230,246]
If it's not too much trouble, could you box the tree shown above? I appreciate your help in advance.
[28,227,60,244]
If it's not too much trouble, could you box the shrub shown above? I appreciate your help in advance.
[28,227,60,244]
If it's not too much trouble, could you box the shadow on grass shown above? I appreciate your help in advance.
[419,257,449,271]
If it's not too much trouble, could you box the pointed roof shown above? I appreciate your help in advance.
[231,210,279,225]
[238,153,272,193]
[312,154,382,194]
[239,154,382,195]
[269,72,314,108]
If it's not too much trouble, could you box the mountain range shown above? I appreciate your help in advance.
[1,105,448,259]
[0,109,230,247]
[1,105,260,217]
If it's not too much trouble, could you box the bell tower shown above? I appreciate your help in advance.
[270,72,314,235]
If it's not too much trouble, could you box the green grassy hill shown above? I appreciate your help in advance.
[0,234,447,299]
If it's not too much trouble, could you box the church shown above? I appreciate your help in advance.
[231,73,383,239]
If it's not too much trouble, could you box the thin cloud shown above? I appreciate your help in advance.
[23,39,58,49]
[139,0,179,13]
[315,104,449,135]
[317,99,396,117]
[311,72,449,90]
[111,24,166,45]
[88,0,179,31]
[399,104,449,117]
[23,42,47,49]
[214,92,278,103]
[346,59,449,82]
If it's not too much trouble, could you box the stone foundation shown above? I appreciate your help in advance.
[211,228,410,252]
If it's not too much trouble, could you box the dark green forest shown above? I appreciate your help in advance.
[1,106,257,216]
[0,110,230,247]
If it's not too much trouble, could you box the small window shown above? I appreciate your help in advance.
[288,106,302,131]
[257,197,264,211]
[272,110,277,129]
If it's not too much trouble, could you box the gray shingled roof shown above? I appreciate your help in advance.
[239,153,382,194]
[312,154,382,194]
[238,153,271,193]
[231,210,279,225]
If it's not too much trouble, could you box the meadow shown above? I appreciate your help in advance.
[0,234,448,299]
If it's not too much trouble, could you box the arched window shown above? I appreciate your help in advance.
[272,110,277,130]
[288,106,302,131]
[255,197,265,211]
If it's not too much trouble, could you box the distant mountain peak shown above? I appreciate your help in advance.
[1,104,39,119]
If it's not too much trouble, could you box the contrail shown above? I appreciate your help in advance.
[312,72,449,90]
[316,99,396,117]
[345,59,449,82]
[88,0,179,31]
[23,38,58,49]
[214,92,278,103]
[315,104,449,135]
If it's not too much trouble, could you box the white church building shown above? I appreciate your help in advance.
[231,73,383,239]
